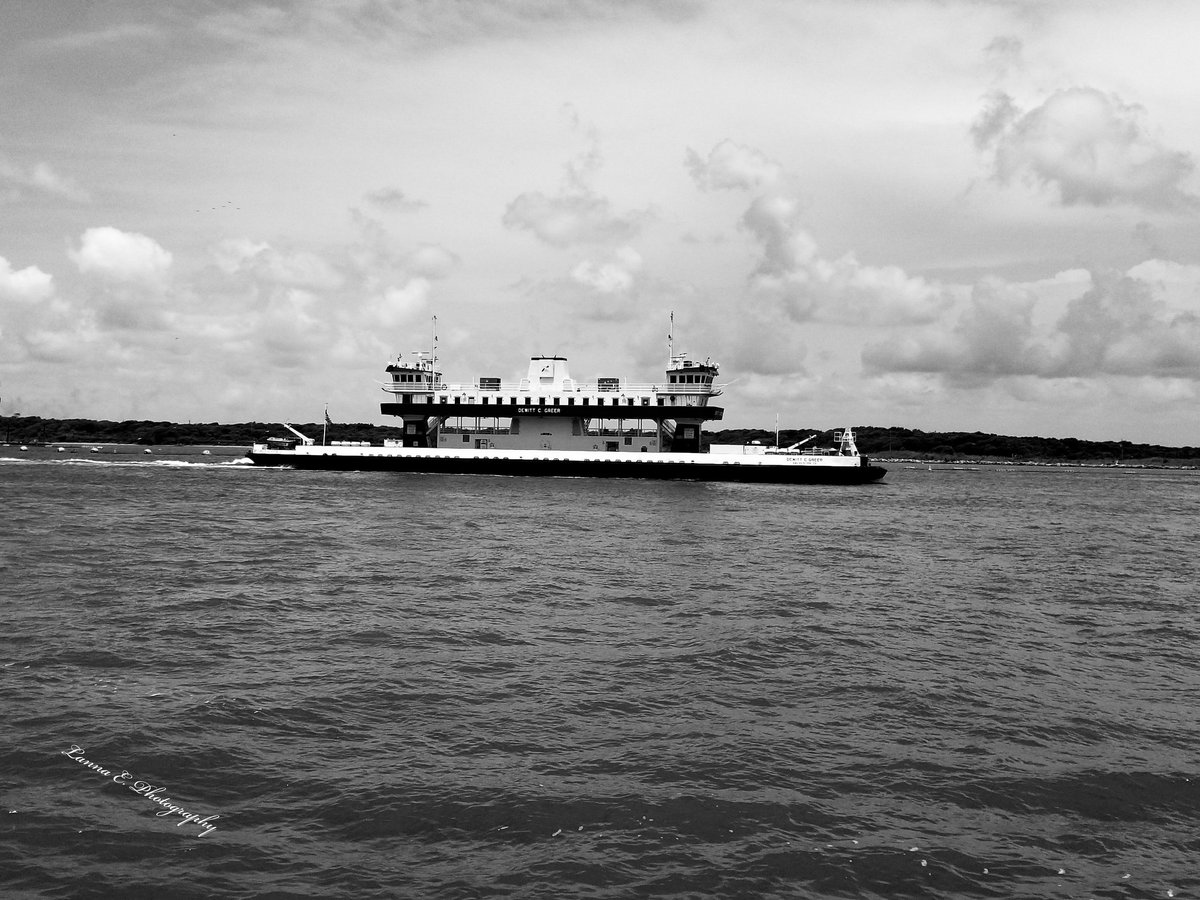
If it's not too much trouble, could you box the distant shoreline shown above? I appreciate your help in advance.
[3,415,1197,466]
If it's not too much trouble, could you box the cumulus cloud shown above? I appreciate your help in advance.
[71,227,172,283]
[1049,272,1200,378]
[516,242,708,334]
[519,246,648,322]
[569,246,643,296]
[0,256,54,303]
[863,278,1047,383]
[503,132,650,247]
[685,139,783,192]
[213,238,270,273]
[1126,258,1200,296]
[682,140,954,325]
[737,178,953,325]
[213,238,341,289]
[863,267,1200,384]
[203,225,447,370]
[503,190,646,248]
[974,87,1198,210]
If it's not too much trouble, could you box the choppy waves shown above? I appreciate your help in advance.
[3,462,1199,898]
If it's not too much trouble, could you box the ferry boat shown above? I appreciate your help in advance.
[246,347,886,484]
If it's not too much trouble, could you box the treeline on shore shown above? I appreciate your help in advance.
[3,415,1197,464]
[711,426,1200,465]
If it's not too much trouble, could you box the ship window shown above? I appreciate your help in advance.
[657,398,664,406]
[627,398,635,406]
[641,397,649,405]
[539,397,545,405]
[553,397,559,404]
[567,397,575,406]
[525,396,532,404]
[624,436,632,445]
[453,397,461,404]
[482,397,488,405]
[669,375,676,383]
[402,394,411,403]
[440,396,447,404]
[597,398,604,406]
[463,434,470,442]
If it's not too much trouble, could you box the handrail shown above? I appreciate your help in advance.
[382,381,718,396]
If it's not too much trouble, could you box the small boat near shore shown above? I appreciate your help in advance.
[246,339,886,485]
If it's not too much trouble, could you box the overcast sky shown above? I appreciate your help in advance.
[3,0,1200,445]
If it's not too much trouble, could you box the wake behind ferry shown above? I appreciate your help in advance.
[247,345,886,485]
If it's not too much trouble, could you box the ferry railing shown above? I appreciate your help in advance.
[382,380,720,397]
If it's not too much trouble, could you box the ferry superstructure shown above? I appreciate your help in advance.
[246,348,886,484]
[379,351,721,455]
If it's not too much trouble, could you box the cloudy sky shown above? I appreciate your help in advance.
[3,0,1200,445]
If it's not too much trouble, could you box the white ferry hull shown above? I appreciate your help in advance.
[245,444,887,484]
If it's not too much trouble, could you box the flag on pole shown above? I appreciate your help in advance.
[325,407,332,426]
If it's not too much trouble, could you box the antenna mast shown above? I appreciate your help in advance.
[668,310,674,366]
[432,315,438,387]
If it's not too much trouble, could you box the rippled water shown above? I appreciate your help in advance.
[3,447,1198,899]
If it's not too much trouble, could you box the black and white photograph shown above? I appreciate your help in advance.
[3,1,1198,897]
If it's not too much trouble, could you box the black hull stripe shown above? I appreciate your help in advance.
[379,402,724,421]
[246,453,887,484]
